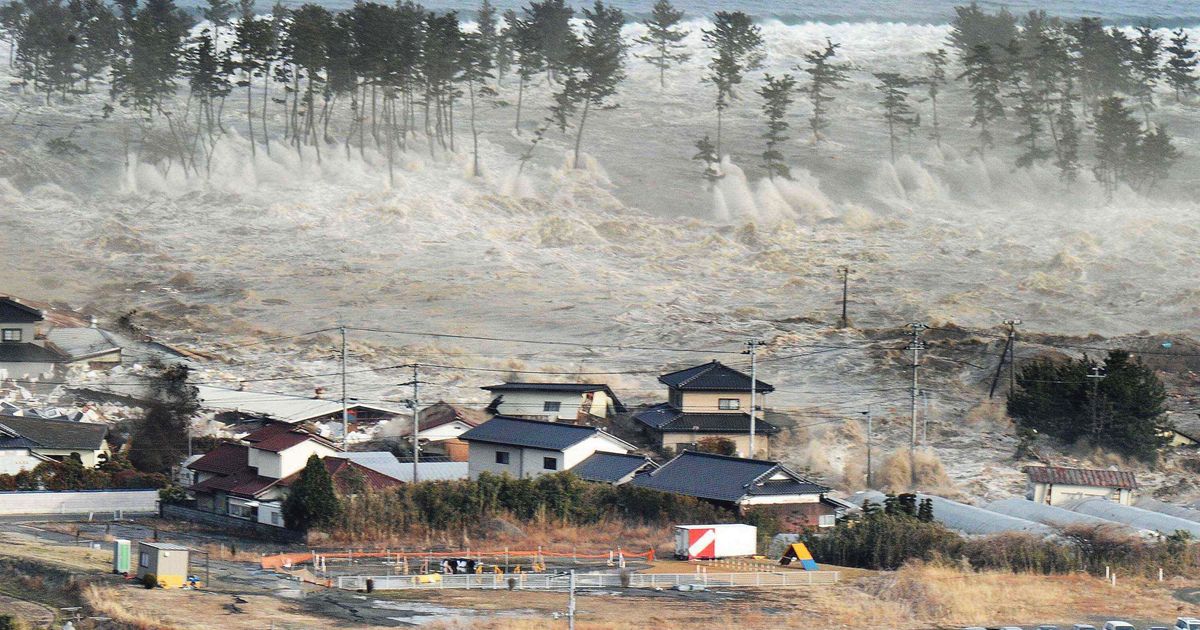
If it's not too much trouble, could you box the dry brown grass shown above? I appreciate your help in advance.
[324,517,669,555]
[82,584,179,630]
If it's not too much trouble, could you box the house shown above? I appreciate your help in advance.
[1025,465,1137,506]
[481,382,625,422]
[459,415,636,480]
[634,361,779,458]
[187,423,404,527]
[571,452,657,484]
[0,297,69,380]
[136,542,190,589]
[388,401,490,461]
[194,384,406,442]
[0,415,110,469]
[44,325,123,369]
[630,450,839,528]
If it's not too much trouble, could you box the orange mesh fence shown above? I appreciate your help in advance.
[262,548,653,570]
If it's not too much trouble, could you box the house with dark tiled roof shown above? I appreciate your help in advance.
[631,450,839,528]
[1025,465,1138,507]
[185,423,388,528]
[0,297,69,380]
[481,382,625,422]
[571,452,657,484]
[0,415,111,470]
[459,415,636,480]
[634,361,778,458]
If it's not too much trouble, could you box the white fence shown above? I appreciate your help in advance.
[0,489,158,516]
[336,571,839,591]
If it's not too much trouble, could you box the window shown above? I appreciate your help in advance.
[543,457,557,471]
[495,451,511,465]
[139,551,150,568]
[270,512,281,526]
[818,514,836,528]
[543,401,561,412]
[1,329,20,342]
[718,398,740,410]
[227,500,255,520]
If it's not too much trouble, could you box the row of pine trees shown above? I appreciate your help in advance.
[0,0,1194,197]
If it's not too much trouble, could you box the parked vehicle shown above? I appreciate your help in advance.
[1177,618,1200,630]
[1036,626,1059,630]
[1072,625,1097,630]
[1102,622,1135,630]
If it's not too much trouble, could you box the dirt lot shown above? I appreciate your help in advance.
[1,522,1198,630]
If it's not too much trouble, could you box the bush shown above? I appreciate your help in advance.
[141,573,158,589]
[0,614,28,630]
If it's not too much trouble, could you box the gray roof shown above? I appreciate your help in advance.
[1068,498,1200,537]
[0,343,69,363]
[0,415,108,450]
[631,451,827,503]
[45,327,122,361]
[0,297,44,323]
[986,498,1139,535]
[1134,497,1200,525]
[337,452,468,482]
[854,491,1054,537]
[659,361,774,393]
[460,415,632,452]
[571,452,656,484]
[139,542,190,551]
[633,403,780,435]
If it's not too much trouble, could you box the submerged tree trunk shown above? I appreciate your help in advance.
[246,74,257,159]
[572,98,591,169]
[469,81,480,177]
[514,76,525,134]
[262,63,271,156]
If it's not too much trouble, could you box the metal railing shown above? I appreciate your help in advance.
[335,570,839,591]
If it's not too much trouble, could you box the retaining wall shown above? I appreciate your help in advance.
[160,503,304,543]
[0,489,158,516]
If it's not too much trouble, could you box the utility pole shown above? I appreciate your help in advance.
[838,266,854,329]
[340,326,349,449]
[744,339,762,458]
[906,323,927,454]
[922,390,929,447]
[567,569,576,630]
[860,409,872,488]
[1088,364,1106,440]
[409,364,420,482]
[1004,318,1021,395]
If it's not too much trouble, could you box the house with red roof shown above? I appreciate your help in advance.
[187,423,402,528]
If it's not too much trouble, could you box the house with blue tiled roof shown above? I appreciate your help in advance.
[634,360,779,458]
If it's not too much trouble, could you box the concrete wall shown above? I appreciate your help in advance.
[248,440,339,479]
[161,503,303,542]
[0,489,158,515]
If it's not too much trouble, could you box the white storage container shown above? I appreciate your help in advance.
[673,524,757,559]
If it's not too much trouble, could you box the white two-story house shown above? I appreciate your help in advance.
[481,382,625,422]
[459,415,635,480]
[0,297,68,380]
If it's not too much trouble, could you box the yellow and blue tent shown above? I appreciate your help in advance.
[780,543,819,571]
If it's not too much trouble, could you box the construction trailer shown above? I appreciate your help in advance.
[136,541,190,589]
[674,524,757,560]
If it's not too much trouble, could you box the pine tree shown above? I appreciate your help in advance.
[1092,96,1141,199]
[1054,79,1081,182]
[959,44,1005,156]
[461,30,495,177]
[917,498,934,522]
[633,0,689,89]
[692,134,720,184]
[110,0,192,114]
[1164,28,1198,102]
[798,39,849,143]
[128,362,199,475]
[523,0,574,84]
[422,11,464,154]
[948,1,1017,62]
[921,48,949,149]
[281,454,342,531]
[1131,25,1162,126]
[1067,19,1134,104]
[701,10,763,160]
[1129,123,1180,192]
[757,73,795,179]
[185,28,232,142]
[286,4,333,160]
[1010,48,1050,169]
[234,7,273,156]
[71,0,121,93]
[569,0,626,169]
[508,11,543,133]
[202,0,234,41]
[476,0,498,68]
[873,72,917,164]
[0,1,23,67]
[15,0,76,102]
[495,9,514,82]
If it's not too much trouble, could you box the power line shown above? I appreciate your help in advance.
[344,326,745,355]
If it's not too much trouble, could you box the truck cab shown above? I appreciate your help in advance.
[1176,618,1200,630]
